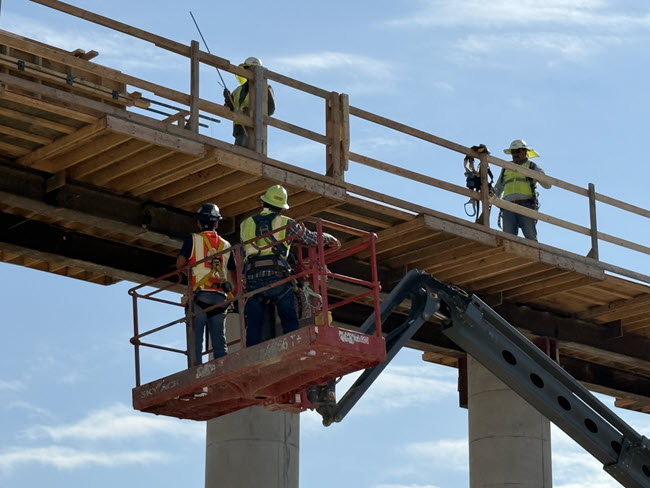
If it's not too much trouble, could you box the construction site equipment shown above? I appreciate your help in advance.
[463,144,493,221]
[129,218,383,420]
[313,269,650,488]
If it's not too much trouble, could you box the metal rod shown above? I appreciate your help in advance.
[189,11,228,90]
[140,96,220,124]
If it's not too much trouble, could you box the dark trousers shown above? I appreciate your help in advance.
[192,291,227,366]
[245,275,298,347]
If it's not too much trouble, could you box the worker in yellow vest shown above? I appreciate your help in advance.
[176,203,233,366]
[494,139,552,241]
[223,57,276,148]
[240,185,340,346]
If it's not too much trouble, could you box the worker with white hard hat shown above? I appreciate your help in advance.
[493,139,552,241]
[223,57,276,148]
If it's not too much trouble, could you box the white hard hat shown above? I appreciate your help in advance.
[242,56,262,67]
[504,139,540,158]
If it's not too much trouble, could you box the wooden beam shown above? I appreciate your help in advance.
[46,131,131,174]
[0,123,53,145]
[409,246,507,276]
[262,164,346,203]
[124,151,215,195]
[145,166,240,202]
[506,275,601,303]
[0,140,30,157]
[66,139,150,182]
[438,256,534,285]
[0,87,100,123]
[473,266,563,295]
[168,174,264,209]
[0,104,77,135]
[577,293,650,320]
[86,145,174,186]
[17,117,106,167]
[325,206,391,229]
[105,115,204,156]
[407,240,489,271]
[350,151,476,200]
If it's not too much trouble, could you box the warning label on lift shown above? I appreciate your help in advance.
[338,330,370,345]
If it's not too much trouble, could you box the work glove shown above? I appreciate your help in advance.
[223,88,233,110]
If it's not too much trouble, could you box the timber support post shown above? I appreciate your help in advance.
[251,64,268,155]
[188,40,200,133]
[588,182,599,259]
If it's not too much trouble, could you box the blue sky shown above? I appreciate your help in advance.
[2,1,650,487]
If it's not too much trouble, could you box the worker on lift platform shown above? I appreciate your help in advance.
[177,203,234,366]
[241,185,340,346]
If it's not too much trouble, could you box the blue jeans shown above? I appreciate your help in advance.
[192,291,227,366]
[245,275,298,347]
[502,201,538,241]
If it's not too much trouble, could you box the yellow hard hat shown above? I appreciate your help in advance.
[504,139,540,159]
[260,185,289,209]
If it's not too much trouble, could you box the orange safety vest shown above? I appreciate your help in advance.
[189,231,231,292]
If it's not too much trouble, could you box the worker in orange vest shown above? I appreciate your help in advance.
[176,203,233,366]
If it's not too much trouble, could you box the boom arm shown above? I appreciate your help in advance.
[317,269,650,488]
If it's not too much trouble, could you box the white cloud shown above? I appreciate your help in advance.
[8,401,55,421]
[405,438,469,472]
[389,0,650,29]
[301,363,456,432]
[22,403,204,442]
[274,52,391,78]
[0,445,168,472]
[452,33,622,65]
[551,424,619,488]
[0,379,24,391]
[373,484,441,488]
[271,52,396,94]
[351,364,457,413]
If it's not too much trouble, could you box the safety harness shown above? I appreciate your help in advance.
[242,212,293,277]
[191,232,230,292]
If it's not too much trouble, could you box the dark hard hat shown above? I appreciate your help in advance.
[196,203,222,223]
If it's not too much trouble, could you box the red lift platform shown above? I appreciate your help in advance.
[129,218,384,420]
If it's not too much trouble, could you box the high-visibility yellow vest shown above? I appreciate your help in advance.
[502,161,536,199]
[190,231,231,292]
[232,84,250,113]
[240,210,291,261]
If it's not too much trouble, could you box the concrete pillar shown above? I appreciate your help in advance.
[204,311,300,488]
[205,407,299,488]
[467,355,552,488]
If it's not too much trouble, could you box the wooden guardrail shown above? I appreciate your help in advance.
[14,0,650,282]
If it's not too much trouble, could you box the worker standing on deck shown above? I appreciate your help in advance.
[223,57,276,148]
[177,203,233,366]
[240,185,340,346]
[494,139,552,241]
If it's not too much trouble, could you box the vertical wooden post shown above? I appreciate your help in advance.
[340,93,350,180]
[252,64,268,154]
[479,153,491,227]
[188,40,200,132]
[326,91,342,179]
[588,182,599,260]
